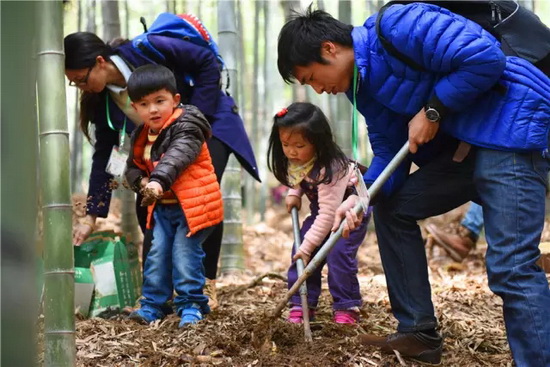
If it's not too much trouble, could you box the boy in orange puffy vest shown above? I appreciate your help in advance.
[124,64,223,327]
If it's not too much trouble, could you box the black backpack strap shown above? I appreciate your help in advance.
[376,2,426,71]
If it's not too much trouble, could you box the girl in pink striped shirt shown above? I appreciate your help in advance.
[268,102,370,324]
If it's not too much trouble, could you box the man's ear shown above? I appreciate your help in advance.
[95,55,106,65]
[131,101,137,111]
[320,41,337,58]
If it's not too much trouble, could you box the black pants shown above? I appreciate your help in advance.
[136,136,230,280]
[373,141,478,333]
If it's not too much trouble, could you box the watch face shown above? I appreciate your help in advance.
[426,108,440,122]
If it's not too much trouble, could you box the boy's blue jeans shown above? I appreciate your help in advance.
[373,143,550,367]
[140,205,213,317]
[462,202,484,239]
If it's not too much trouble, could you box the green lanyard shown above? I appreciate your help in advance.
[352,65,359,161]
[105,93,130,148]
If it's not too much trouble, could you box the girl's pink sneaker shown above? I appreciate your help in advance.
[333,309,360,324]
[287,306,315,323]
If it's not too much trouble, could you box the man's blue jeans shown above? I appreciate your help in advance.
[462,202,484,239]
[374,142,550,366]
[140,205,213,317]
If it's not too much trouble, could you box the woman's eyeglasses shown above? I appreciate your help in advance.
[68,65,94,87]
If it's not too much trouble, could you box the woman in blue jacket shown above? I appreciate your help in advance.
[65,31,260,307]
[277,4,550,366]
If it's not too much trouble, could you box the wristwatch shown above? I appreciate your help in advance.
[425,105,441,123]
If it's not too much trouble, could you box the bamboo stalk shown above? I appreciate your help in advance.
[218,0,245,273]
[271,142,410,319]
[291,207,313,342]
[336,0,353,156]
[245,0,261,225]
[2,1,39,366]
[37,1,75,366]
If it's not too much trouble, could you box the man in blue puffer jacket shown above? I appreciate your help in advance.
[278,3,550,366]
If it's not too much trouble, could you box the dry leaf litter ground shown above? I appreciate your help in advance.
[38,195,550,366]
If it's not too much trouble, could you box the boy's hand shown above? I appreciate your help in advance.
[146,181,163,195]
[73,215,97,246]
[140,181,164,206]
[408,108,439,154]
[293,250,311,266]
[140,176,150,189]
[286,195,302,213]
[332,194,364,238]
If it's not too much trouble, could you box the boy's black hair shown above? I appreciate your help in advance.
[127,64,178,101]
[267,102,349,187]
[277,5,354,84]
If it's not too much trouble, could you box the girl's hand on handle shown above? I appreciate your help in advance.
[408,108,439,154]
[331,194,364,238]
[286,195,302,213]
[293,249,311,266]
[73,215,97,246]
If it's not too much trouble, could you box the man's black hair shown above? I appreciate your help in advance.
[127,64,178,101]
[277,5,354,84]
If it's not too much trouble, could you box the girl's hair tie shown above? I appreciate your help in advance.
[276,107,288,117]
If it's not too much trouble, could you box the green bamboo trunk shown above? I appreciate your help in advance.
[218,0,245,273]
[336,0,353,157]
[37,1,75,366]
[1,1,39,366]
[245,0,262,224]
[259,0,277,219]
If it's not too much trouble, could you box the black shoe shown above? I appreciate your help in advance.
[359,331,442,365]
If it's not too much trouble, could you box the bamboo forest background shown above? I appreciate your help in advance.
[1,2,548,366]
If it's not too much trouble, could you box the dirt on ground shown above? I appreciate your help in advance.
[40,197,550,366]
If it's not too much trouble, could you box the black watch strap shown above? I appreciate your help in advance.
[425,94,449,122]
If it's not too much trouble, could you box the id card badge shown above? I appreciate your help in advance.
[106,146,128,178]
[353,163,370,213]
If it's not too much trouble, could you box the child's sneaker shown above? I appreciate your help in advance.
[128,308,164,325]
[287,306,316,324]
[178,304,203,328]
[333,309,360,324]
